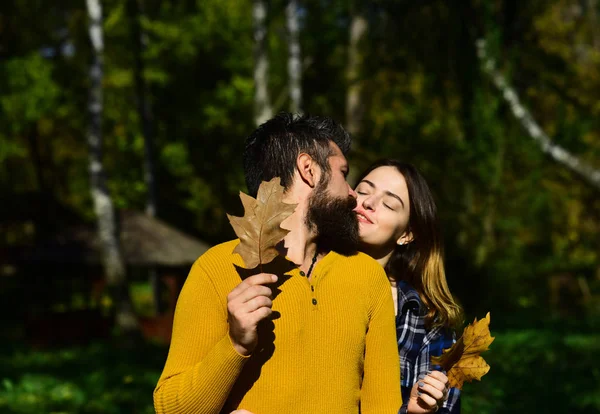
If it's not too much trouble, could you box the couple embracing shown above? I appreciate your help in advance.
[154,113,462,414]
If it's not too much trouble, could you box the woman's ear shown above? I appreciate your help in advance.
[297,153,319,188]
[397,231,414,246]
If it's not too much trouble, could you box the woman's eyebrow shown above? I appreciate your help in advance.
[360,179,376,189]
[360,180,405,208]
[385,191,405,209]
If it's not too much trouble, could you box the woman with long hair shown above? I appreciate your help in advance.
[354,159,463,413]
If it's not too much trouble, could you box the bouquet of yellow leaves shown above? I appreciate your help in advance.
[431,312,494,389]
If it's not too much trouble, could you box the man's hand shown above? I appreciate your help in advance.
[407,371,449,413]
[227,273,277,356]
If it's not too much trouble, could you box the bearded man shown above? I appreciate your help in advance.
[153,113,401,414]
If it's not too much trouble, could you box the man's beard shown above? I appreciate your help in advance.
[306,184,359,256]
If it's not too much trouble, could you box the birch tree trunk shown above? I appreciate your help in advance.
[253,0,272,126]
[286,0,302,113]
[85,0,139,335]
[477,39,600,191]
[346,8,367,137]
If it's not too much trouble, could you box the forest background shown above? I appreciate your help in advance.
[0,0,599,412]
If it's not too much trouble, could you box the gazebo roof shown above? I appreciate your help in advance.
[16,210,211,267]
[119,210,210,266]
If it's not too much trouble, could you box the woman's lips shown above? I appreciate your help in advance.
[355,211,373,224]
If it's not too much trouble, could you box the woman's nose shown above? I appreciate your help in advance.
[361,195,376,210]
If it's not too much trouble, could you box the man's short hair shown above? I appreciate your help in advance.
[243,112,351,197]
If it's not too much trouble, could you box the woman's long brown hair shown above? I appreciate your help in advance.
[357,159,463,330]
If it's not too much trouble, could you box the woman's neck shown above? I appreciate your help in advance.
[360,243,395,269]
[361,243,398,286]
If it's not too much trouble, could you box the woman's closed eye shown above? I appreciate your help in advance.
[355,185,371,196]
[382,198,402,211]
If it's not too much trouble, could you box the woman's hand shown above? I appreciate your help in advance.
[230,410,255,414]
[407,371,449,413]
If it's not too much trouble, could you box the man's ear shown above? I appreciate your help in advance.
[396,231,414,246]
[297,153,319,188]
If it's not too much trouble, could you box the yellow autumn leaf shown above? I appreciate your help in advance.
[431,312,494,389]
[227,177,297,269]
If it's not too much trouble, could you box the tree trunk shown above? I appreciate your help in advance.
[127,0,163,315]
[253,0,272,126]
[85,0,139,335]
[477,39,600,191]
[128,0,157,217]
[345,8,367,137]
[587,0,600,50]
[286,0,302,113]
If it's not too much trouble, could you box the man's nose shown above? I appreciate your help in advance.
[348,185,357,199]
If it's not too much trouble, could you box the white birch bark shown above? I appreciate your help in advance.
[477,39,600,191]
[253,0,272,126]
[286,0,302,113]
[86,0,139,333]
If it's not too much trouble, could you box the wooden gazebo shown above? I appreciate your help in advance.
[8,209,211,345]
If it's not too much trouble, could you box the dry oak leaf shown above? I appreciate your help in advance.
[227,177,297,269]
[431,312,494,390]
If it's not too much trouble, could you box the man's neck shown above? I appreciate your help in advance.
[280,199,321,274]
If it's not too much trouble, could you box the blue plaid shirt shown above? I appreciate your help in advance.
[397,281,461,413]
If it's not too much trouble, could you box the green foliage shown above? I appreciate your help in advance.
[462,328,600,413]
[0,54,61,132]
[0,343,164,414]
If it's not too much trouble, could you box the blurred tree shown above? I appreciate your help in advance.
[126,0,163,314]
[253,0,273,125]
[286,0,303,113]
[477,39,600,191]
[85,0,139,336]
[345,1,367,139]
[127,0,157,217]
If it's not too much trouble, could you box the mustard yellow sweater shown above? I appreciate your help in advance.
[154,240,401,414]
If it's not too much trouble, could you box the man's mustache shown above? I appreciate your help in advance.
[346,196,357,210]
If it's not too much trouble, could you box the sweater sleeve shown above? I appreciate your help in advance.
[153,261,248,414]
[360,269,402,414]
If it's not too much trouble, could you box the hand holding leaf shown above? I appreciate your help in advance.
[431,312,494,389]
[225,178,297,356]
